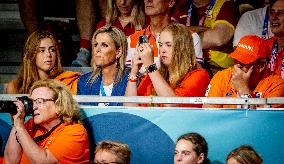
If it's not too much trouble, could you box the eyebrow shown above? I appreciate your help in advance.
[39,46,56,49]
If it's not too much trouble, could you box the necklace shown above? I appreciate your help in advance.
[118,17,132,23]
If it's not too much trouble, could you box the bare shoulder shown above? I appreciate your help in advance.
[6,79,17,94]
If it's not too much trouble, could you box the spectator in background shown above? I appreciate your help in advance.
[172,0,239,76]
[126,0,204,73]
[125,24,210,107]
[18,0,107,67]
[174,132,210,164]
[6,30,80,95]
[226,145,262,164]
[77,26,129,106]
[72,0,106,67]
[266,0,284,79]
[233,0,273,47]
[204,35,284,108]
[4,79,90,163]
[96,0,148,37]
[94,140,131,164]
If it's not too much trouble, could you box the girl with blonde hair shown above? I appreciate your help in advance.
[125,24,210,107]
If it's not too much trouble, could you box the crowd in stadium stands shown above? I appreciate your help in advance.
[1,0,284,163]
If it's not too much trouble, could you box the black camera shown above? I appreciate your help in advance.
[0,96,33,116]
[139,35,149,45]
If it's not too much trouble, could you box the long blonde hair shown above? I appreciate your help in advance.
[159,24,196,88]
[30,79,80,123]
[15,30,63,93]
[105,0,145,30]
[90,26,127,84]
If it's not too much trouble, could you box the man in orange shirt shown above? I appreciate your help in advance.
[204,35,284,108]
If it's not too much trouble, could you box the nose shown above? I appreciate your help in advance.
[175,153,183,162]
[120,0,126,5]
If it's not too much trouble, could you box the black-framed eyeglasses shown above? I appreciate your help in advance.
[32,98,54,106]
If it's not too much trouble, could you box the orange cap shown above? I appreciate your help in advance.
[229,35,270,64]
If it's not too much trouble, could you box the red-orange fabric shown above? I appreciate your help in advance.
[207,67,284,108]
[19,119,90,164]
[137,68,210,107]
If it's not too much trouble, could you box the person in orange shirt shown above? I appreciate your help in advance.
[4,79,90,163]
[6,30,80,95]
[204,35,284,108]
[124,24,210,107]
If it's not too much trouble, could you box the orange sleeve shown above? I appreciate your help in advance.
[207,70,228,97]
[47,124,90,163]
[258,75,284,108]
[174,69,210,97]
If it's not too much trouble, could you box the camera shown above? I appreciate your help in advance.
[139,35,149,45]
[0,96,33,116]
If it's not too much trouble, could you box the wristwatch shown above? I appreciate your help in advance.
[240,94,252,98]
[146,63,157,73]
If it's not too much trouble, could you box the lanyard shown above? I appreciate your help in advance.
[186,0,216,26]
[269,40,278,71]
[262,8,269,40]
[270,40,284,78]
[34,122,62,143]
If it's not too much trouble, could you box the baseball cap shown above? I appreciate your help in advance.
[229,35,270,64]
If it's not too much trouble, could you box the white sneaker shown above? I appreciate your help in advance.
[71,48,91,67]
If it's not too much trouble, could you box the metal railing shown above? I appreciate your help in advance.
[1,94,283,108]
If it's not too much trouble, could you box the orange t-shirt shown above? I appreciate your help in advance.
[206,67,284,108]
[137,68,210,107]
[19,119,90,164]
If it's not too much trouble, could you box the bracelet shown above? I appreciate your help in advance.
[146,63,157,73]
[15,131,21,144]
[128,74,138,82]
[240,93,252,98]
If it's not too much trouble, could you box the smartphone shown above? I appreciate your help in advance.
[138,35,149,46]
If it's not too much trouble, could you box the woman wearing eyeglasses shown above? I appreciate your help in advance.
[4,79,90,163]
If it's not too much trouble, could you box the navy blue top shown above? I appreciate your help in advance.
[77,68,130,106]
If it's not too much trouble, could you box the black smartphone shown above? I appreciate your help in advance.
[139,35,149,45]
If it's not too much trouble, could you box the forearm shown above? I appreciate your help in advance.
[15,126,58,163]
[4,127,23,163]
[149,71,176,97]
[124,69,139,106]
[201,24,234,49]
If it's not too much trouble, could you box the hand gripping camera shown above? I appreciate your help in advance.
[0,96,33,116]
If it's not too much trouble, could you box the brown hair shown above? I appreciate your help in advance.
[177,132,208,163]
[95,140,131,164]
[15,30,62,93]
[226,145,263,164]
